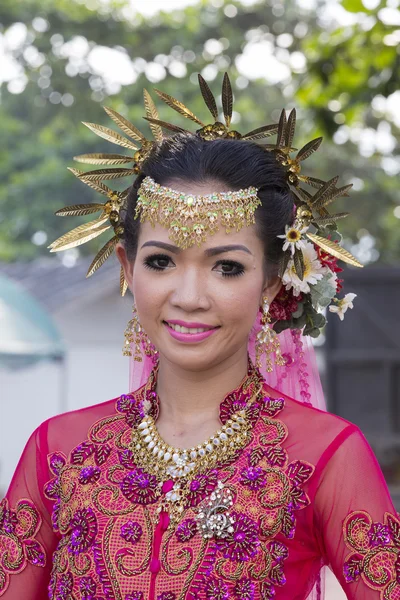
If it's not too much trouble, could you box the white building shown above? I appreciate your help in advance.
[0,255,133,494]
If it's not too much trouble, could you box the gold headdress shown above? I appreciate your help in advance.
[48,72,362,299]
[135,176,260,249]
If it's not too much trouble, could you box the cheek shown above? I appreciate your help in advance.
[131,266,165,321]
[212,277,263,324]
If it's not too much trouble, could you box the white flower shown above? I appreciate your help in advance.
[277,223,308,255]
[282,240,326,296]
[327,271,338,290]
[329,293,357,321]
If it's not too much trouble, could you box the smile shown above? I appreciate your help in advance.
[163,321,219,343]
[166,322,214,334]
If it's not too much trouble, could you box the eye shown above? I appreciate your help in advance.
[214,260,245,278]
[143,253,174,271]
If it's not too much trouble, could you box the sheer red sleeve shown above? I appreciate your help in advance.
[0,421,58,599]
[314,425,399,600]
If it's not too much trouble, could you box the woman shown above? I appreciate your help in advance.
[1,74,397,600]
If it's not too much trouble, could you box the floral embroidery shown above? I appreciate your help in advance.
[55,571,74,599]
[239,466,266,490]
[120,468,159,504]
[233,578,255,600]
[118,449,137,470]
[185,470,219,507]
[120,520,143,545]
[176,518,197,542]
[269,540,289,585]
[79,575,97,598]
[343,510,400,599]
[0,497,46,597]
[216,512,260,561]
[69,508,98,554]
[79,466,101,485]
[117,374,159,428]
[251,422,314,540]
[204,577,229,600]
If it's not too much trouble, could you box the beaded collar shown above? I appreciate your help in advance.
[116,358,265,431]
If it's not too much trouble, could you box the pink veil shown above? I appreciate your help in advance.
[128,315,327,600]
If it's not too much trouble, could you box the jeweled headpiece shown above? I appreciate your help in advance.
[135,176,260,249]
[48,72,362,334]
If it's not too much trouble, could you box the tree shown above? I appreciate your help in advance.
[0,0,398,263]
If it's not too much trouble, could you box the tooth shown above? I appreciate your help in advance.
[169,324,211,334]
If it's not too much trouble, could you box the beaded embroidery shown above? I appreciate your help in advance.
[42,368,315,600]
[343,510,400,598]
[0,497,46,596]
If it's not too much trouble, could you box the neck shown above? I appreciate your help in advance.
[155,348,249,428]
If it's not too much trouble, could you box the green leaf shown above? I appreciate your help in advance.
[291,302,305,319]
[310,273,337,309]
[303,325,321,338]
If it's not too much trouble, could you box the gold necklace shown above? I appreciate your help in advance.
[133,409,249,479]
[130,382,264,525]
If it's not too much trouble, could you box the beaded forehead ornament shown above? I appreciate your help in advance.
[48,72,362,300]
[135,177,260,249]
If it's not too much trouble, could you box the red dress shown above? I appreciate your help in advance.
[1,367,398,600]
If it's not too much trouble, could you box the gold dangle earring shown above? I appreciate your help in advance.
[255,297,286,373]
[122,302,158,361]
[122,302,143,361]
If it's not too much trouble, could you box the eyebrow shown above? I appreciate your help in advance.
[141,241,252,256]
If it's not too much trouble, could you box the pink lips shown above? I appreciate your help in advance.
[164,320,219,343]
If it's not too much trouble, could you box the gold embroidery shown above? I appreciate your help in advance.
[215,557,245,580]
[115,508,152,577]
[161,527,193,575]
[343,510,400,599]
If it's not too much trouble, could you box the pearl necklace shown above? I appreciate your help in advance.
[132,409,249,481]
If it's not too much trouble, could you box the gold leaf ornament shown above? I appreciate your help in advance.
[49,218,111,252]
[306,233,363,268]
[154,89,205,126]
[82,122,139,151]
[143,88,163,141]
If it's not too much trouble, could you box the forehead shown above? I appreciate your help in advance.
[163,178,234,195]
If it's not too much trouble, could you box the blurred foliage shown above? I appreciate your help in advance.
[0,0,399,265]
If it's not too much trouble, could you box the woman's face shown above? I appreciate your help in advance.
[116,180,281,373]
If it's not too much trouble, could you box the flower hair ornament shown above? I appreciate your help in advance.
[48,72,363,339]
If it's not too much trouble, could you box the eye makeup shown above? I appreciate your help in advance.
[143,254,246,278]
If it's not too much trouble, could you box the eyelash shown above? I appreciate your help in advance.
[143,254,245,278]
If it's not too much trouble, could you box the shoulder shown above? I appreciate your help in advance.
[265,383,358,436]
[263,385,363,469]
[32,391,136,459]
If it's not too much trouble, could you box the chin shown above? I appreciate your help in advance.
[158,337,247,373]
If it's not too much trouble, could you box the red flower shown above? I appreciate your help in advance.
[269,286,301,322]
[315,245,343,274]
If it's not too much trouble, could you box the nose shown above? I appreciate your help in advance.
[169,267,211,313]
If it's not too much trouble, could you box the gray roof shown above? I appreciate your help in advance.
[0,255,122,313]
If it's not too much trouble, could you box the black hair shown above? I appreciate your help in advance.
[123,132,294,276]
